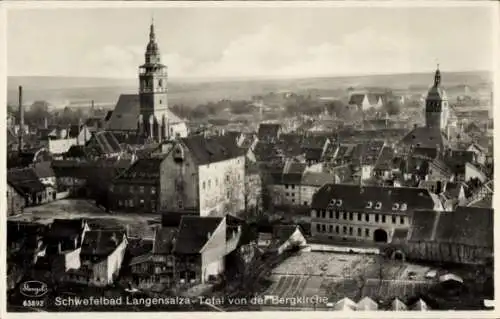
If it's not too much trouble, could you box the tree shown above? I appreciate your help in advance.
[385,100,402,116]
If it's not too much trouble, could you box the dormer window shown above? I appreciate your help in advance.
[392,203,400,210]
[400,203,407,211]
[375,202,382,210]
[336,199,343,207]
[328,199,336,207]
[173,145,185,162]
[366,201,373,209]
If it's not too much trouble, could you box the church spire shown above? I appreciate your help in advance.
[434,63,441,87]
[149,17,156,42]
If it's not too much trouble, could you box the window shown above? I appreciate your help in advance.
[291,193,295,197]
[349,227,353,235]
[400,216,405,225]
[151,200,156,210]
[336,199,343,207]
[392,216,396,224]
[366,201,373,209]
[215,178,219,186]
[304,201,308,206]
[357,213,362,221]
[365,214,369,222]
[343,212,347,219]
[375,214,379,223]
[118,200,123,207]
[335,225,339,233]
[151,187,156,195]
[312,210,316,218]
[129,199,134,207]
[286,193,289,196]
[392,203,399,210]
[285,185,288,189]
[110,185,114,192]
[349,212,353,221]
[291,185,295,189]
[202,182,206,190]
[292,199,295,203]
[227,191,230,199]
[375,202,382,210]
[139,186,145,193]
[140,199,145,204]
[329,210,333,219]
[321,211,326,218]
[316,224,321,232]
[208,180,211,188]
[178,200,184,209]
[329,225,333,233]
[400,203,407,211]
[343,226,347,234]
[321,224,326,232]
[357,228,362,236]
[129,185,134,193]
[382,215,386,223]
[226,175,230,182]
[365,229,369,237]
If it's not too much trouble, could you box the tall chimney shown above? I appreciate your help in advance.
[18,86,24,152]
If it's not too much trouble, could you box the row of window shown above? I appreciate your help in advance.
[112,185,157,195]
[202,174,242,191]
[313,210,405,225]
[327,199,408,211]
[118,198,156,209]
[315,223,370,237]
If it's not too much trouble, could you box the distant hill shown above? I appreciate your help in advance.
[7,71,492,109]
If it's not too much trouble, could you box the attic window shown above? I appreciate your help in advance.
[328,199,336,207]
[375,202,382,210]
[392,203,399,210]
[336,199,343,207]
[400,203,407,211]
[366,201,373,209]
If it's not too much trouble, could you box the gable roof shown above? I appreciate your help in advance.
[301,172,335,187]
[410,207,493,247]
[86,131,122,155]
[114,157,164,183]
[7,168,46,194]
[401,126,449,149]
[180,135,245,165]
[81,229,126,256]
[257,123,281,140]
[374,146,395,171]
[47,219,87,239]
[348,94,365,106]
[173,216,223,254]
[311,184,435,214]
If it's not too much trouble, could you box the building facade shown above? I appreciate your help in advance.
[310,184,441,244]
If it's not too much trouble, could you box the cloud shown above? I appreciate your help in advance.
[78,25,487,79]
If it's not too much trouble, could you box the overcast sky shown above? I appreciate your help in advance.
[7,5,496,79]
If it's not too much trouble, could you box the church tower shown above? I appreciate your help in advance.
[425,65,449,133]
[138,20,169,140]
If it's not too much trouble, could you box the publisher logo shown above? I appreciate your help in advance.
[20,281,48,298]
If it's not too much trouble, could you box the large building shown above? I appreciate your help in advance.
[106,22,188,141]
[310,184,443,244]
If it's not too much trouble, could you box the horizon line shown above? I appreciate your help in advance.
[8,69,493,82]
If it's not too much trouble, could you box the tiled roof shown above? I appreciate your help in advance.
[311,184,435,214]
[357,297,379,310]
[7,168,45,193]
[86,131,122,155]
[304,148,323,161]
[374,146,395,171]
[115,157,164,182]
[301,172,335,187]
[258,123,281,140]
[161,211,198,227]
[107,94,184,132]
[400,127,449,149]
[174,216,223,254]
[348,94,365,106]
[412,147,438,159]
[410,207,493,247]
[254,141,282,162]
[47,219,86,239]
[443,182,463,199]
[180,135,245,165]
[81,229,126,256]
[337,128,410,143]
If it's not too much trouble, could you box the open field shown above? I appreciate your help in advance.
[263,252,435,307]
[8,199,159,238]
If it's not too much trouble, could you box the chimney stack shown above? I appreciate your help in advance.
[18,86,24,152]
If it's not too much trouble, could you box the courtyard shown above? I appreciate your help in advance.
[8,199,160,239]
[263,251,435,307]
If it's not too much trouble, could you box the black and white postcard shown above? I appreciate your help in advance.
[2,0,498,316]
